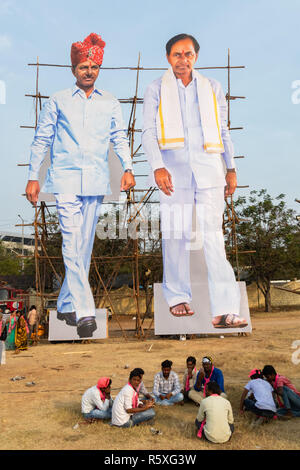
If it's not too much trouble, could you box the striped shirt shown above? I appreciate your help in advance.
[153,371,181,398]
[138,381,150,397]
[273,374,300,397]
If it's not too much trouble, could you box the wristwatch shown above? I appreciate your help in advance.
[124,169,133,174]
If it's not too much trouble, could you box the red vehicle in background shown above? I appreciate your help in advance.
[0,283,28,313]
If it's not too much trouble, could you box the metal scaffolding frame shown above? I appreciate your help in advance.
[17,50,248,339]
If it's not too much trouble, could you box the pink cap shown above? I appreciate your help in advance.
[248,369,259,378]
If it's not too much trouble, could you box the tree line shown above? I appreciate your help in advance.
[1,189,299,313]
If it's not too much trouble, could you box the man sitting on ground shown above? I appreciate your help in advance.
[111,369,155,428]
[81,377,113,421]
[189,356,226,405]
[239,369,277,425]
[195,381,234,443]
[181,356,198,402]
[262,364,300,418]
[153,360,184,405]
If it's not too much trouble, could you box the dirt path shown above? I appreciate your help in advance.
[1,310,300,450]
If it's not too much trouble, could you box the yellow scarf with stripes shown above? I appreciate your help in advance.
[156,68,224,153]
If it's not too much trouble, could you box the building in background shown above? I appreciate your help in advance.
[0,231,36,256]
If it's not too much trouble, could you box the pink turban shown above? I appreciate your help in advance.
[97,377,110,389]
[71,33,106,67]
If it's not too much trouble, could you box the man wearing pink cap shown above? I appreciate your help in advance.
[239,369,277,426]
[25,34,135,338]
[81,377,113,421]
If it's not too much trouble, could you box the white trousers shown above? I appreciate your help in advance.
[159,178,240,317]
[55,194,104,321]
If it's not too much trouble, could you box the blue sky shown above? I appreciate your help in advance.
[0,0,300,235]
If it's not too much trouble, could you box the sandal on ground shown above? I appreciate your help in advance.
[213,314,248,329]
[170,303,194,317]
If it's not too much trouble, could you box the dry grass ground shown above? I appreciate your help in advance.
[1,309,300,450]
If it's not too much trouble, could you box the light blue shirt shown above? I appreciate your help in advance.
[28,85,133,195]
[142,72,235,189]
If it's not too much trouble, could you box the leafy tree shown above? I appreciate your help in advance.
[235,189,300,311]
[0,241,22,275]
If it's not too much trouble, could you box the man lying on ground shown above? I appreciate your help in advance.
[262,364,300,418]
[111,369,155,428]
[153,360,184,405]
[195,381,234,443]
[81,377,113,421]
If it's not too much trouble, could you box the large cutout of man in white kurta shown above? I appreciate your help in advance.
[25,33,135,338]
[142,34,247,328]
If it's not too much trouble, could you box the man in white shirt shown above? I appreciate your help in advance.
[81,377,113,421]
[111,369,155,428]
[142,33,247,328]
[196,381,234,443]
[239,369,277,424]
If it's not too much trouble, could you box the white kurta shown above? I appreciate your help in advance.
[142,71,241,316]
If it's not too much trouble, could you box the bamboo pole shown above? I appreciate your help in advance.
[92,257,128,341]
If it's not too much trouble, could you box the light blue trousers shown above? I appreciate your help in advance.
[154,392,184,405]
[55,194,104,321]
[159,179,241,317]
[119,408,156,427]
[277,386,300,417]
[83,408,112,420]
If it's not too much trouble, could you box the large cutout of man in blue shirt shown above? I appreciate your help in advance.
[142,34,247,328]
[25,33,135,338]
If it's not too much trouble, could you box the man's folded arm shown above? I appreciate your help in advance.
[93,392,109,411]
[197,402,205,423]
[172,374,181,396]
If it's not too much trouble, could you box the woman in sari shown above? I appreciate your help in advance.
[5,311,17,351]
[15,313,29,353]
